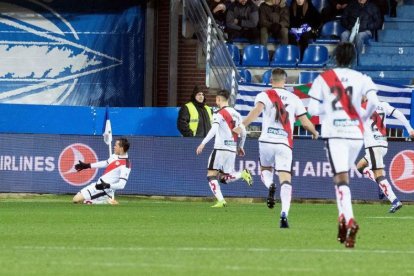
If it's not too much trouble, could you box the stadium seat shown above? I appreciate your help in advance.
[315,21,345,44]
[312,0,328,12]
[297,45,329,68]
[262,69,272,85]
[238,69,252,83]
[226,43,240,66]
[242,44,270,67]
[298,71,321,84]
[270,44,300,67]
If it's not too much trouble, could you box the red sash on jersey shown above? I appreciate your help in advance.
[362,102,386,135]
[103,159,128,175]
[321,70,364,134]
[219,108,238,142]
[266,89,293,147]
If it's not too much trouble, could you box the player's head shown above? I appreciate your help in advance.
[216,89,230,107]
[335,42,356,67]
[114,138,130,155]
[271,68,287,85]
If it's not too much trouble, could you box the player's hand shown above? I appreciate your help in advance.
[312,131,319,140]
[75,160,91,172]
[196,144,205,155]
[237,147,245,157]
[233,126,242,135]
[95,179,111,190]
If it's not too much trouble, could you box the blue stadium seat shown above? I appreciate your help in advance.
[238,69,252,83]
[297,45,329,68]
[226,43,240,66]
[298,71,321,84]
[242,44,270,67]
[312,0,328,12]
[315,21,345,44]
[262,69,272,85]
[270,44,300,67]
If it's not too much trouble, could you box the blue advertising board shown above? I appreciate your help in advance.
[0,134,413,202]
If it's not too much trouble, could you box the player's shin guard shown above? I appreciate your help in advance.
[260,169,273,189]
[280,181,292,217]
[375,176,397,203]
[336,182,355,226]
[207,176,224,201]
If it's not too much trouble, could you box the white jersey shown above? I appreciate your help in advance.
[255,88,307,148]
[363,101,395,148]
[91,154,131,190]
[308,68,378,139]
[201,106,246,152]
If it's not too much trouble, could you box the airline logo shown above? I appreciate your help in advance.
[389,150,414,193]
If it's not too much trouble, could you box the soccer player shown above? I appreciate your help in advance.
[307,42,380,248]
[356,100,414,213]
[196,89,253,208]
[233,68,319,228]
[72,138,131,205]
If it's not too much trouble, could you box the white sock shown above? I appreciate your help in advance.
[261,169,273,189]
[280,182,292,217]
[334,185,344,218]
[209,179,224,201]
[362,167,376,182]
[337,184,354,224]
[222,171,242,183]
[376,176,398,203]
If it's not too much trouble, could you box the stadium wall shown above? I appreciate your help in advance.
[1,134,413,201]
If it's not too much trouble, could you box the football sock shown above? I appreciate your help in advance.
[280,181,292,217]
[376,176,398,203]
[261,169,273,189]
[337,183,354,225]
[221,171,241,183]
[334,185,344,218]
[362,167,376,182]
[207,176,224,201]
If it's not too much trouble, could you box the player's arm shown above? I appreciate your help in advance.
[298,114,319,139]
[307,77,325,116]
[75,159,109,172]
[391,108,414,138]
[361,90,379,121]
[233,102,265,134]
[237,123,247,156]
[96,166,130,190]
[196,121,218,155]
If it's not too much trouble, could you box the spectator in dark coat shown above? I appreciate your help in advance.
[288,0,321,57]
[340,0,382,53]
[321,0,351,23]
[208,0,232,32]
[259,0,290,45]
[226,0,260,43]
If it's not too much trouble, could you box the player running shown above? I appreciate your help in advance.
[308,42,380,248]
[72,138,131,205]
[196,89,253,208]
[357,100,414,213]
[233,68,319,228]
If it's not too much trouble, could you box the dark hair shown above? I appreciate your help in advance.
[117,138,130,152]
[216,89,230,100]
[271,68,287,82]
[335,42,356,67]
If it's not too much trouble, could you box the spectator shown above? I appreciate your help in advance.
[259,0,290,45]
[340,0,382,53]
[208,0,230,32]
[177,85,213,137]
[226,0,260,43]
[288,0,321,57]
[321,0,351,23]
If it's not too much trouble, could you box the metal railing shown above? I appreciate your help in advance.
[183,0,239,104]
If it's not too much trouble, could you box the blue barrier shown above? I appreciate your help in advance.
[0,104,181,136]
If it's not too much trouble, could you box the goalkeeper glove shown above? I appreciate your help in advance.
[95,179,111,190]
[75,160,91,171]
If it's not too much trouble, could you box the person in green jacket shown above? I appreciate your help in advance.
[177,85,213,137]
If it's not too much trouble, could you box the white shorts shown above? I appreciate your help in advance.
[80,182,115,204]
[207,149,236,173]
[259,142,292,172]
[364,146,388,170]
[325,139,363,175]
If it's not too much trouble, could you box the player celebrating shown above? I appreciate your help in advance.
[72,138,131,205]
[196,89,253,208]
[233,68,319,228]
[356,100,414,213]
[307,42,379,248]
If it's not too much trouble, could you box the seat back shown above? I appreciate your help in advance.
[270,44,300,67]
[298,71,321,84]
[242,44,270,67]
[238,69,252,83]
[226,43,240,66]
[298,45,329,68]
[262,69,272,85]
[320,20,345,38]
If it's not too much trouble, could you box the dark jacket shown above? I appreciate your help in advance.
[177,92,212,137]
[289,0,321,29]
[226,0,259,31]
[341,0,382,32]
[259,2,290,29]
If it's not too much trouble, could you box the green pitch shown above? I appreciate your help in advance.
[1,196,414,275]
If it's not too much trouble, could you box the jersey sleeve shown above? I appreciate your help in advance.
[362,75,378,97]
[91,155,115,169]
[255,92,270,110]
[201,113,220,145]
[308,76,323,101]
[108,166,131,190]
[382,102,395,116]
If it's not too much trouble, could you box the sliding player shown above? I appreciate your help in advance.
[357,100,414,213]
[72,138,131,205]
[196,89,253,208]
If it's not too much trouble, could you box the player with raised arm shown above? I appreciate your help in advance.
[196,89,253,208]
[357,100,414,213]
[233,68,319,228]
[72,138,131,205]
[307,42,379,248]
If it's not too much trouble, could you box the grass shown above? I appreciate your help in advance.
[1,195,414,275]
